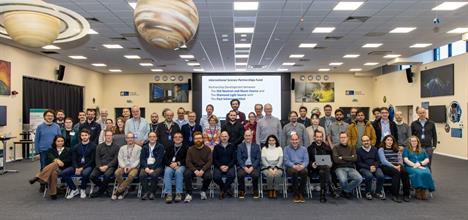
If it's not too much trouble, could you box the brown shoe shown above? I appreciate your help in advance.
[219,191,225,200]
[293,194,300,203]
[253,191,260,199]
[238,191,245,199]
[421,190,428,200]
[272,190,277,199]
[298,194,305,203]
[267,190,272,198]
[415,189,421,200]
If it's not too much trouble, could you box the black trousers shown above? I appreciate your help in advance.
[90,167,116,192]
[184,169,212,195]
[381,165,410,197]
[213,167,235,192]
[237,167,259,192]
[287,167,308,196]
[310,166,332,190]
[139,168,163,194]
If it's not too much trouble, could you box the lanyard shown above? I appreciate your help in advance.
[165,123,173,141]
[189,124,197,142]
[173,145,182,161]
[80,144,87,163]
[148,145,155,158]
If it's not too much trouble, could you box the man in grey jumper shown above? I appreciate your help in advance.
[395,111,411,147]
[282,111,309,148]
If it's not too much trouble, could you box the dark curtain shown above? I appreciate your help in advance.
[23,77,83,124]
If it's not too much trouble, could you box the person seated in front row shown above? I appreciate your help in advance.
[378,135,411,203]
[356,135,385,200]
[29,135,72,200]
[139,131,165,200]
[184,132,213,202]
[332,132,363,199]
[90,130,120,198]
[62,129,97,199]
[237,130,261,199]
[284,134,309,203]
[307,130,337,203]
[261,135,283,199]
[403,136,436,200]
[112,132,142,200]
[163,132,188,203]
[213,131,237,199]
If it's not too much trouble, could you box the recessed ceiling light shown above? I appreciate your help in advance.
[240,34,247,37]
[410,43,432,48]
[222,34,229,38]
[234,27,255,33]
[333,1,364,11]
[362,43,382,48]
[282,62,295,66]
[92,63,107,67]
[42,45,60,50]
[240,38,247,42]
[236,69,247,71]
[350,68,362,71]
[298,43,317,48]
[193,68,204,72]
[389,27,416,33]
[151,69,163,72]
[128,2,137,9]
[383,54,401,58]
[88,29,99,35]
[277,68,288,72]
[68,55,87,60]
[235,43,251,48]
[187,62,200,66]
[124,55,141,59]
[329,62,343,66]
[289,54,305,58]
[447,28,468,33]
[234,2,259,11]
[222,38,229,42]
[103,44,123,49]
[235,54,249,58]
[236,62,248,66]
[139,63,153,66]
[318,68,330,72]
[343,54,360,58]
[179,54,195,59]
[312,27,335,33]
[109,69,122,72]
[432,2,468,11]
[364,62,379,66]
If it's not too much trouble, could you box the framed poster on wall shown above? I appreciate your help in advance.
[149,83,189,103]
[295,82,335,103]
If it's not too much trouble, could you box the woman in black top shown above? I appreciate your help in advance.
[29,135,72,199]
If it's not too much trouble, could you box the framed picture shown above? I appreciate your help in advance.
[149,83,189,103]
[421,64,454,98]
[0,60,11,96]
[294,82,335,103]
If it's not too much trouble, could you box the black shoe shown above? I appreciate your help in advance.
[226,189,234,197]
[29,177,39,185]
[39,184,45,193]
[332,191,340,199]
[320,190,327,203]
[50,195,57,200]
[90,190,104,198]
[149,193,155,200]
[141,192,149,200]
[392,196,402,203]
[403,195,410,202]
[342,192,352,199]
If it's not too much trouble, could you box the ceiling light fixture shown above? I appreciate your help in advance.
[333,1,364,11]
[343,54,360,58]
[109,69,122,72]
[88,29,99,34]
[41,45,60,50]
[447,28,468,33]
[139,63,154,66]
[383,54,401,58]
[128,2,137,9]
[410,43,432,48]
[312,27,335,33]
[235,54,249,58]
[187,62,200,66]
[364,62,379,66]
[318,68,330,72]
[329,62,343,66]
[151,69,163,72]
[92,63,107,67]
[103,44,123,49]
[289,54,305,58]
[193,68,204,72]
[350,68,362,71]
[68,55,87,60]
[235,43,251,48]
[282,62,295,66]
[277,68,288,71]
[234,27,255,33]
[389,27,416,33]
[179,54,195,59]
[432,2,468,11]
[362,43,382,48]
[124,55,141,59]
[234,2,259,11]
[298,43,317,48]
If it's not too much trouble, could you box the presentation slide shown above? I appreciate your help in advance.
[202,75,282,120]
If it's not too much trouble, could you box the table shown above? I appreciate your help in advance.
[0,136,19,175]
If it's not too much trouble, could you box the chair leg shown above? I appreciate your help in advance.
[137,183,142,198]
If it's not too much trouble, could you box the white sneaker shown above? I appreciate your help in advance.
[184,194,192,203]
[66,189,80,199]
[111,192,117,200]
[315,186,321,191]
[80,189,87,199]
[200,191,207,200]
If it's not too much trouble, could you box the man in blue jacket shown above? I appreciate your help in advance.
[139,131,165,200]
[237,130,261,199]
[356,135,384,200]
[284,134,309,203]
[34,110,62,170]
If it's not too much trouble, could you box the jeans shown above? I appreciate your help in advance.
[163,166,185,194]
[61,166,93,190]
[213,167,235,192]
[335,167,363,193]
[39,151,49,170]
[139,168,163,194]
[359,168,384,194]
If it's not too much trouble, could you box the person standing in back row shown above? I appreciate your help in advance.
[410,108,437,169]
[222,110,244,147]
[297,106,311,128]
[226,99,246,124]
[327,109,348,148]
[282,111,309,148]
[125,106,150,147]
[156,110,181,148]
[256,104,282,146]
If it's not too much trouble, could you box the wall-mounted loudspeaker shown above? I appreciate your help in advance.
[188,78,192,90]
[57,65,65,81]
[405,68,414,83]
[291,78,295,90]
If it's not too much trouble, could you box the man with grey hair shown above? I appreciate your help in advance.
[256,103,282,146]
[410,107,437,168]
[125,105,150,146]
[96,108,109,130]
[394,111,411,147]
[156,109,181,148]
[254,104,264,120]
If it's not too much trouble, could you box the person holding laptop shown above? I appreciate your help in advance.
[307,130,336,203]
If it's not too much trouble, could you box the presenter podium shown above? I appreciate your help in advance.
[0,136,18,175]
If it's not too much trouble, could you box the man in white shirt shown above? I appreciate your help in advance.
[125,105,150,146]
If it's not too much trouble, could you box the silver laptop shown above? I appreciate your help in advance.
[315,155,332,166]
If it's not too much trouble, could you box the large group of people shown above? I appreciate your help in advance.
[30,101,436,203]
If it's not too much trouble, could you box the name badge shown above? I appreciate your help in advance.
[134,134,138,139]
[81,157,85,164]
[168,135,172,141]
[172,156,176,162]
[147,158,155,165]
[70,131,75,136]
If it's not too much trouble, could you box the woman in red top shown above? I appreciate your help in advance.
[244,112,257,144]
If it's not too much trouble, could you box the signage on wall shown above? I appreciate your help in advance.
[120,91,138,96]
[346,90,365,96]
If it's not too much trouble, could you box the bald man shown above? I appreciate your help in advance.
[124,105,150,146]
[96,108,109,130]
[410,108,437,168]
[394,111,411,147]
[284,133,309,203]
[237,130,261,199]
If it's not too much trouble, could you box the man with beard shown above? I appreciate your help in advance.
[282,111,308,148]
[221,110,244,147]
[225,99,246,124]
[319,105,335,134]
[212,131,236,199]
[149,112,159,133]
[347,109,377,149]
[327,109,349,147]
[79,109,101,145]
[55,109,66,129]
[184,132,212,202]
[181,111,203,146]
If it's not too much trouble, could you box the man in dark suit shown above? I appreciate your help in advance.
[372,107,398,147]
[237,130,261,199]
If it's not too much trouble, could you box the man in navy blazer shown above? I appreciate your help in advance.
[237,130,261,199]
[139,132,165,200]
